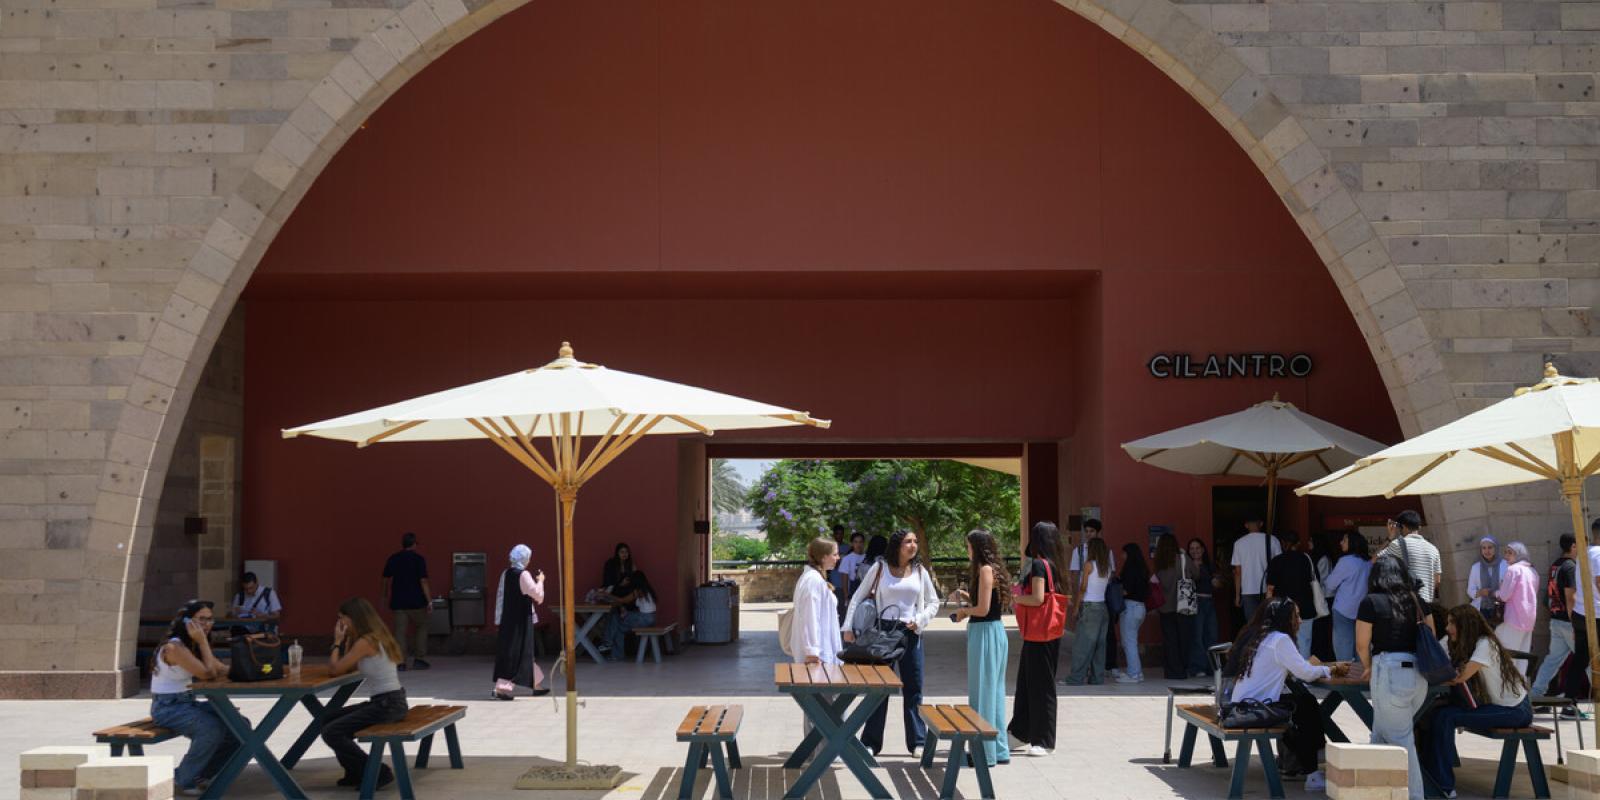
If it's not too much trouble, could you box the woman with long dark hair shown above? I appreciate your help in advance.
[1324,531,1373,661]
[602,570,658,661]
[1008,521,1067,756]
[1152,533,1193,679]
[1186,538,1219,677]
[1116,542,1151,684]
[1224,596,1343,780]
[1422,605,1532,797]
[493,544,548,699]
[951,530,1011,767]
[149,600,238,796]
[1063,537,1113,685]
[842,529,941,755]
[602,542,635,590]
[322,597,408,790]
[1357,554,1431,799]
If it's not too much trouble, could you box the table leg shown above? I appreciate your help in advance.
[785,691,891,800]
[677,742,703,800]
[577,612,607,664]
[202,692,306,800]
[970,740,995,800]
[282,681,358,769]
[1340,687,1377,729]
[783,694,861,769]
[938,737,963,800]
[1304,684,1350,743]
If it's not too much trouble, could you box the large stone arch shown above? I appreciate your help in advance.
[86,0,1455,681]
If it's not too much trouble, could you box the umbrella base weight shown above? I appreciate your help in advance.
[514,763,623,790]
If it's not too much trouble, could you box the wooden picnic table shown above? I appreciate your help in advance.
[550,604,614,664]
[775,662,903,800]
[1301,668,1453,799]
[191,663,364,799]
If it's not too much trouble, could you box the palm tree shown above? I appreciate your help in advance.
[711,459,747,514]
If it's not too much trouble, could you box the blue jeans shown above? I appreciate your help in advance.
[1065,601,1109,684]
[862,626,925,755]
[1119,602,1147,678]
[149,692,243,790]
[1188,596,1218,675]
[1295,617,1315,659]
[1422,698,1532,793]
[604,610,655,660]
[1332,610,1357,662]
[1241,593,1263,623]
[1370,652,1429,800]
[1532,619,1574,696]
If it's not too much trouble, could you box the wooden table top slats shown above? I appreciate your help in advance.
[715,705,743,735]
[192,663,358,693]
[355,705,465,740]
[774,662,900,690]
[676,705,743,740]
[550,604,613,614]
[678,705,709,737]
[94,718,173,740]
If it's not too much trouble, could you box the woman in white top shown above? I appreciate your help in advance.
[791,536,843,665]
[149,600,237,797]
[322,597,408,790]
[842,530,942,756]
[1063,537,1113,685]
[1422,605,1532,798]
[1225,596,1347,782]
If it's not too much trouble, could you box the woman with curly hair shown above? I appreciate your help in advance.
[951,529,1012,767]
[1422,605,1532,798]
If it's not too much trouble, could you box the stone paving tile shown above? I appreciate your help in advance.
[0,608,1575,798]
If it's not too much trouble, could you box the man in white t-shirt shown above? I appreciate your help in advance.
[1068,518,1113,595]
[837,533,867,592]
[1231,517,1281,622]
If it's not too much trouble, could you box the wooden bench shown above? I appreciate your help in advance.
[635,623,676,663]
[918,704,998,800]
[1174,704,1285,800]
[675,704,742,800]
[354,704,466,800]
[1460,725,1552,799]
[93,718,179,756]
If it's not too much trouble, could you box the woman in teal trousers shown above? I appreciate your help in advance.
[951,529,1011,767]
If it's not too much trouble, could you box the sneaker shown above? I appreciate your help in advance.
[1305,770,1326,792]
[1115,673,1144,684]
[1279,769,1307,782]
[1007,733,1027,752]
[336,774,363,788]
[1026,745,1049,757]
[179,788,203,798]
[410,658,431,670]
[1441,790,1458,799]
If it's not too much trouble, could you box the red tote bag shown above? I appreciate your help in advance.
[1013,559,1069,642]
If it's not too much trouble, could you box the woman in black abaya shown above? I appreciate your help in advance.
[493,544,549,700]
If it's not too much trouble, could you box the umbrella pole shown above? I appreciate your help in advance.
[1557,431,1600,743]
[559,489,579,766]
[1265,461,1279,533]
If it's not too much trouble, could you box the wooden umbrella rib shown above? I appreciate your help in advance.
[575,413,629,478]
[1220,451,1242,475]
[1236,450,1269,469]
[1386,451,1455,497]
[667,415,712,435]
[1471,445,1560,480]
[1505,441,1560,477]
[1313,452,1333,475]
[487,417,557,484]
[501,416,558,479]
[358,419,424,448]
[580,415,664,481]
[571,411,586,473]
[1582,448,1600,478]
[1279,450,1322,470]
[468,418,554,485]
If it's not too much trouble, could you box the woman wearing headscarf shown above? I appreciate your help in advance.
[1494,541,1540,676]
[493,544,549,700]
[1466,535,1505,622]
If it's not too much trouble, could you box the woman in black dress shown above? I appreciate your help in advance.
[493,544,549,700]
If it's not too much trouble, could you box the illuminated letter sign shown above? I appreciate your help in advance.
[1147,353,1313,379]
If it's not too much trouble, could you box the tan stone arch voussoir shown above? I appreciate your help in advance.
[85,0,1459,684]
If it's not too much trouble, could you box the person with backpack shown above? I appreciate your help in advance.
[1231,516,1282,622]
[950,530,1011,768]
[1008,522,1067,755]
[229,571,281,631]
[787,536,842,666]
[1531,534,1577,696]
[842,530,941,756]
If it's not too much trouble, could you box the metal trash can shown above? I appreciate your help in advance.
[694,582,740,644]
[428,597,450,636]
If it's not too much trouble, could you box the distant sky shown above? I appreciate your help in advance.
[728,459,774,484]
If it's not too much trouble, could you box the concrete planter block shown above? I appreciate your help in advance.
[1327,743,1409,800]
[73,756,173,800]
[21,746,102,798]
[1567,749,1600,799]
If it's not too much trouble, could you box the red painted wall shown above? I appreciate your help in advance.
[240,0,1402,636]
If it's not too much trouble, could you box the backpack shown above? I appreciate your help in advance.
[1548,557,1574,618]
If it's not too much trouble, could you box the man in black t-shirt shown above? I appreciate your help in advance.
[382,531,433,671]
[1532,534,1577,696]
[1266,531,1318,659]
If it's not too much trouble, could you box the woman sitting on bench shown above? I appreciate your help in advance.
[602,570,658,662]
[1224,596,1347,785]
[322,597,408,791]
[1421,604,1532,799]
[150,600,240,797]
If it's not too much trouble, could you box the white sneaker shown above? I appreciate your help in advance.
[1027,745,1049,757]
[1304,770,1325,792]
[1007,733,1027,751]
[1115,672,1144,684]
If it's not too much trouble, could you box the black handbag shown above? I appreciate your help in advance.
[228,632,284,682]
[1221,698,1292,728]
[840,565,911,664]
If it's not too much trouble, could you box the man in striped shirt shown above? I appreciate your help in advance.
[1379,510,1441,602]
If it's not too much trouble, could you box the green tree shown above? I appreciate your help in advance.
[712,533,771,563]
[745,460,852,557]
[711,459,747,514]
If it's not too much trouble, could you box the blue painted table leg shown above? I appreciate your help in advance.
[726,739,741,769]
[1342,688,1377,729]
[110,743,124,757]
[1176,725,1197,768]
[415,733,434,769]
[708,738,734,800]
[971,739,995,800]
[389,741,414,800]
[1524,737,1551,799]
[284,681,358,769]
[677,742,703,800]
[1257,736,1284,799]
[922,731,940,768]
[1318,690,1351,743]
[1208,734,1229,767]
[359,741,385,800]
[1493,739,1518,798]
[202,692,304,800]
[444,724,463,769]
[785,692,891,800]
[938,737,963,800]
[1227,738,1253,800]
[782,693,855,768]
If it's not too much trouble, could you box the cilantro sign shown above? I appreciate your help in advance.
[1148,352,1314,379]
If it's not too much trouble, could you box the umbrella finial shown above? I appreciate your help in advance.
[1545,361,1558,379]
[1272,392,1281,403]
[560,341,574,359]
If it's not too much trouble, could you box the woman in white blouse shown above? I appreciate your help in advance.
[1226,596,1348,784]
[790,537,843,665]
[842,530,942,756]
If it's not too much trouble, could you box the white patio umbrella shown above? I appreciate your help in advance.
[284,342,829,781]
[1121,394,1387,530]
[1297,363,1600,738]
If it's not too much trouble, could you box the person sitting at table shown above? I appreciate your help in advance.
[149,600,240,798]
[1224,596,1346,785]
[1421,604,1532,799]
[601,570,658,662]
[229,571,281,631]
[602,542,635,591]
[321,597,408,791]
[1357,554,1432,800]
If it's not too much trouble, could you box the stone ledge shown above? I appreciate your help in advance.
[0,668,138,699]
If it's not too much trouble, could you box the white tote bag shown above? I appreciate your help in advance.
[1176,553,1198,616]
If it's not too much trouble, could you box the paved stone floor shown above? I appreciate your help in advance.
[0,605,1576,798]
